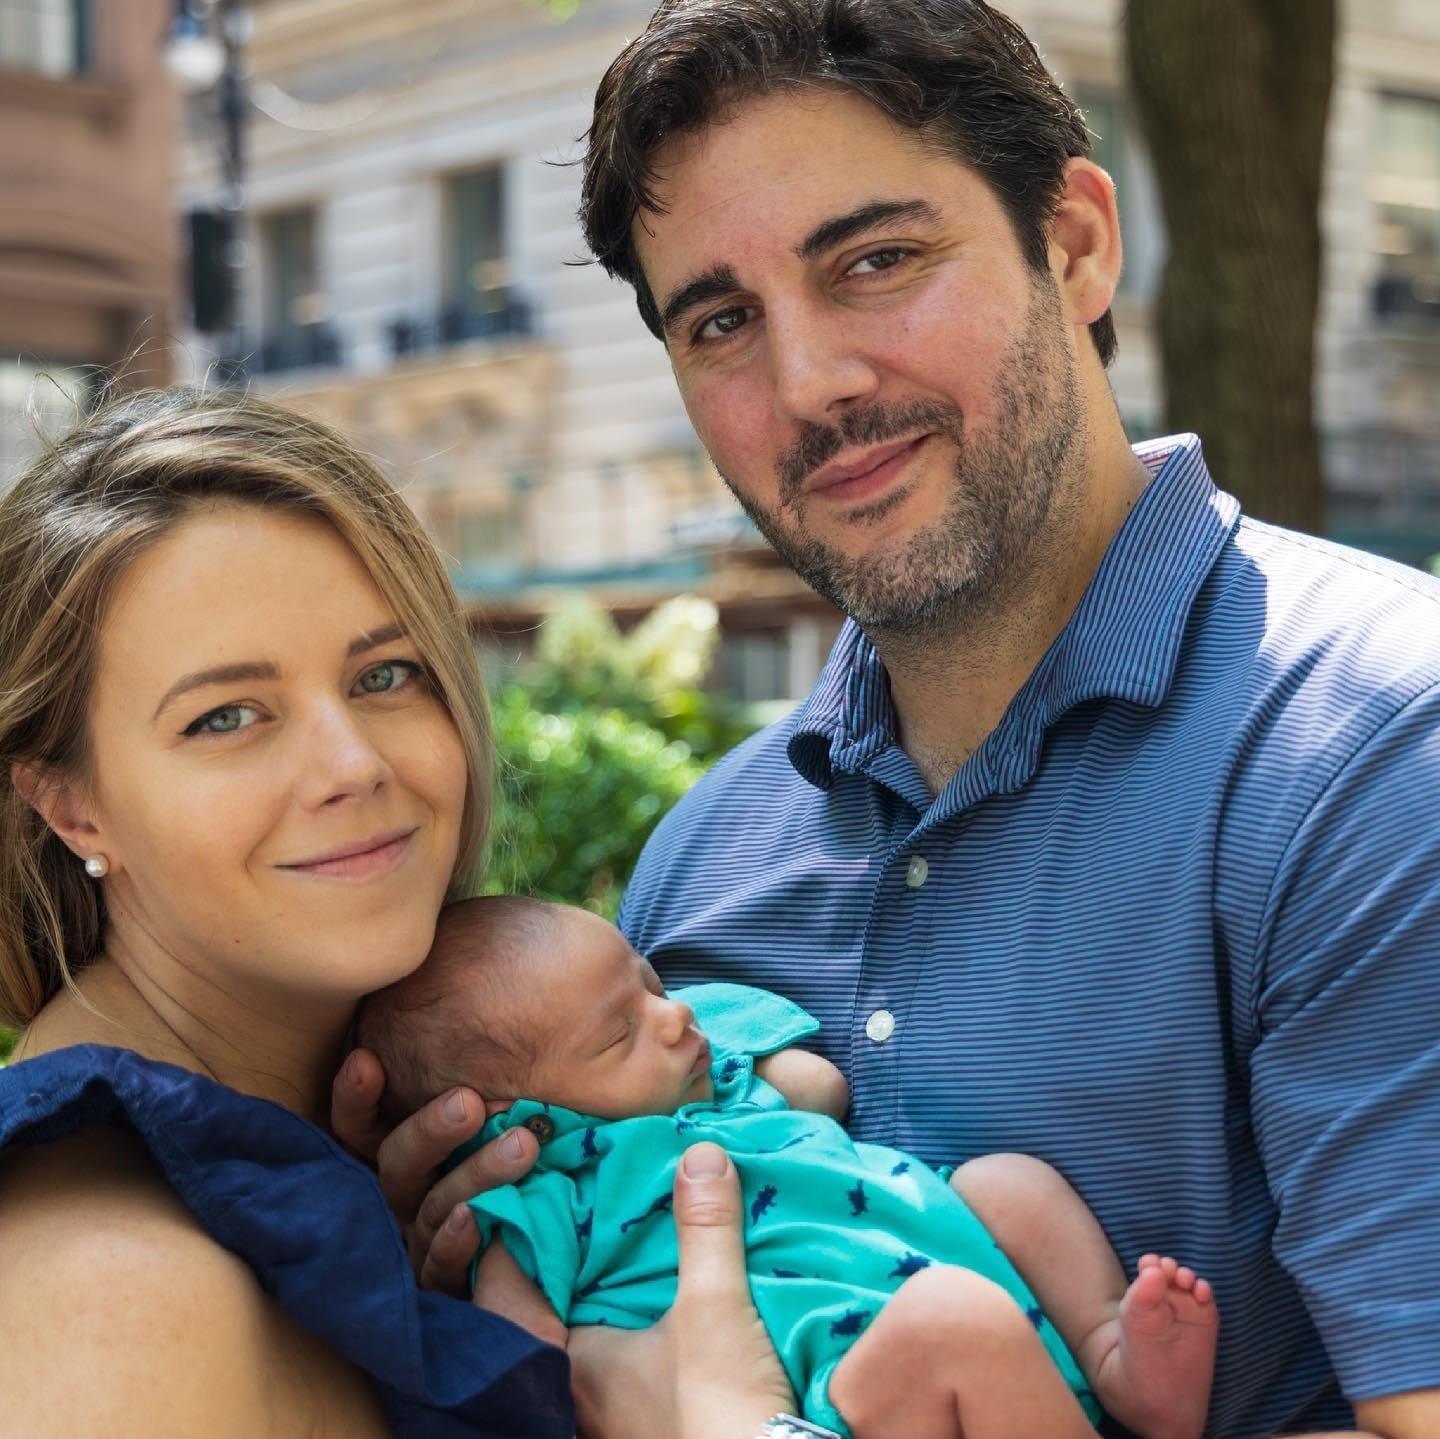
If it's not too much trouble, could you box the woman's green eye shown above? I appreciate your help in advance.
[355,660,421,695]
[184,703,258,737]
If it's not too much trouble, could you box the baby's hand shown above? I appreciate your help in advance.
[330,1047,539,1294]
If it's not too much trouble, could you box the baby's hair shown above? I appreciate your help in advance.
[357,895,564,1123]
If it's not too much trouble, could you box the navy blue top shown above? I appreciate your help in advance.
[621,434,1440,1437]
[0,1044,573,1438]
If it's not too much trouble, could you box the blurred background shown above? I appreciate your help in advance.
[2,0,1439,918]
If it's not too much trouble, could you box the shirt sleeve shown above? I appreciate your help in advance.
[467,1171,585,1323]
[1251,681,1440,1402]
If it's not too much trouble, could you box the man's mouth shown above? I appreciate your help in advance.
[802,435,930,503]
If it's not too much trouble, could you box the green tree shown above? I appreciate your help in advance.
[484,595,755,915]
[1125,0,1338,531]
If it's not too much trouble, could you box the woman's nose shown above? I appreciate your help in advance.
[296,703,391,808]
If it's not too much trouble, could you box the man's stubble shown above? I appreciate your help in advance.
[714,274,1090,643]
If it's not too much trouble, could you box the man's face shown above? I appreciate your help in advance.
[634,88,1088,631]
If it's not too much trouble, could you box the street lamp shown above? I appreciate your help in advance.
[167,0,249,342]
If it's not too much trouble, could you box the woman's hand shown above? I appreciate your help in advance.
[568,1143,795,1439]
[329,1047,539,1292]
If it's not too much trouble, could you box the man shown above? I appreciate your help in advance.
[339,2,1440,1435]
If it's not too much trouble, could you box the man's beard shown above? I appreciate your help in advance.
[717,276,1087,636]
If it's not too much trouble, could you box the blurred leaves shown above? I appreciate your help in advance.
[484,595,755,916]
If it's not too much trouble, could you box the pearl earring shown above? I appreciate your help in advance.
[84,855,109,879]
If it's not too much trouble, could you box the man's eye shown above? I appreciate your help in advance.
[354,659,422,695]
[848,247,910,276]
[695,306,750,343]
[183,703,260,737]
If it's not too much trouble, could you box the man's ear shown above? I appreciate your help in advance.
[9,759,106,861]
[1047,156,1124,331]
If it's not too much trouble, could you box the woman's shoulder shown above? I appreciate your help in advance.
[0,1043,575,1436]
[0,1125,388,1435]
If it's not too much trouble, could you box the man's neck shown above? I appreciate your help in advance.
[874,431,1151,795]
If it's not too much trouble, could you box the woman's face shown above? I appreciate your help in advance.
[79,503,468,1009]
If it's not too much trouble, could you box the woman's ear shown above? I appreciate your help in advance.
[9,760,107,861]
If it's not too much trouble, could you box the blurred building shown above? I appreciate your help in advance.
[174,0,1440,700]
[1,0,178,485]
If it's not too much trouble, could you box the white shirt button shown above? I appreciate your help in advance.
[866,1009,896,1043]
[905,855,929,888]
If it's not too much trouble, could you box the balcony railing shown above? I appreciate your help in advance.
[387,291,534,358]
[217,321,343,381]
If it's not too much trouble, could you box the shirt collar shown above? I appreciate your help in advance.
[787,434,1240,789]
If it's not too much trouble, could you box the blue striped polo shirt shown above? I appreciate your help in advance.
[619,434,1440,1438]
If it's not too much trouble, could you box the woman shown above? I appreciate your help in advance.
[0,388,791,1437]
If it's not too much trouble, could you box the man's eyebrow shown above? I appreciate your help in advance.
[795,199,943,263]
[658,263,742,337]
[152,623,409,721]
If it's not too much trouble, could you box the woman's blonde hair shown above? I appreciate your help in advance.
[0,387,491,1031]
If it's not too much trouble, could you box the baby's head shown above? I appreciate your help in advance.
[357,895,714,1124]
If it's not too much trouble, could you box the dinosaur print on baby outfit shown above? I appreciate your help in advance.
[461,984,1096,1437]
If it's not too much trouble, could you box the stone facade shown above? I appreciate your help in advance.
[175,0,1440,695]
[1,0,178,485]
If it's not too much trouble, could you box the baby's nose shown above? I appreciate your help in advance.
[664,998,696,1039]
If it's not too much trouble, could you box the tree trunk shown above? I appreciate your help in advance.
[1125,0,1336,532]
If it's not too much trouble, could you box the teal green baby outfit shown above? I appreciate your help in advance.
[463,984,1098,1435]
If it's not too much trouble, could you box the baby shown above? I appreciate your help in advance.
[360,896,1218,1439]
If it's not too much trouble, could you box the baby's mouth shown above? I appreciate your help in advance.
[688,1039,712,1078]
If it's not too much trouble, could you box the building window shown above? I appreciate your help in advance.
[720,630,790,705]
[0,0,85,76]
[443,165,513,341]
[258,206,338,371]
[1372,93,1440,324]
[1076,91,1164,300]
[457,499,525,579]
[1,360,90,492]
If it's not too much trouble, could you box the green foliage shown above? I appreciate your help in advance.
[486,690,704,916]
[0,1027,13,1064]
[519,595,754,764]
[483,595,755,915]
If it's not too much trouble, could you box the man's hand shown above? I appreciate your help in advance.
[568,1142,794,1439]
[330,1047,539,1292]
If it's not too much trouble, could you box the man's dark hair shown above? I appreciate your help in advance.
[580,0,1117,367]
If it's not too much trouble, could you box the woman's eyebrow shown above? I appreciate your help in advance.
[151,623,409,721]
[152,661,279,721]
[347,621,407,657]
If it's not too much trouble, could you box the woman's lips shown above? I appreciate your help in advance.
[282,829,416,881]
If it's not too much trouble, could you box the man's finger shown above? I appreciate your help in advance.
[410,1124,539,1266]
[375,1085,488,1224]
[329,1048,390,1163]
[671,1142,750,1308]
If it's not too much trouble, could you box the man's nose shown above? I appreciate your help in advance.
[295,702,391,808]
[768,304,879,427]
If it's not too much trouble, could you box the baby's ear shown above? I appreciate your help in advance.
[484,1097,515,1118]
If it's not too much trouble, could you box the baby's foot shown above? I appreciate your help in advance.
[1091,1255,1219,1439]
